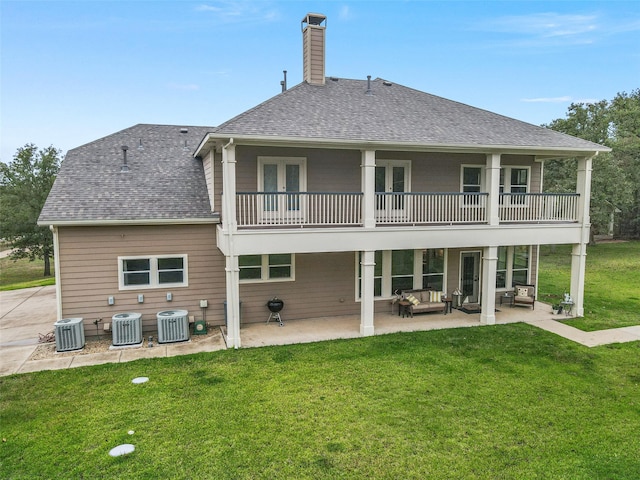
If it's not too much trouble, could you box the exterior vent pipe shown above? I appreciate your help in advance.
[120,146,129,172]
[280,70,288,92]
[365,75,373,95]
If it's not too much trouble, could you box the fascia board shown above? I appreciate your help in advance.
[202,133,610,156]
[37,217,220,227]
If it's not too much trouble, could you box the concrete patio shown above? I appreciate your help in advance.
[1,286,639,377]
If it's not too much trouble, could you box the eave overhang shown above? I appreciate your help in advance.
[194,132,610,159]
[38,215,220,228]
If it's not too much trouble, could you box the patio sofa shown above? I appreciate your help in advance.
[401,289,447,315]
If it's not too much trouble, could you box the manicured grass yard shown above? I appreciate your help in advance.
[1,324,639,479]
[538,241,640,331]
[0,256,54,291]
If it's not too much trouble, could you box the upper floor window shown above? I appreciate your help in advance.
[118,255,188,290]
[239,254,295,283]
[461,166,483,205]
[500,167,530,204]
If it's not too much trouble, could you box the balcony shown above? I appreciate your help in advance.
[235,192,579,228]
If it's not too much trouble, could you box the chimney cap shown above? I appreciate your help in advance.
[302,13,326,28]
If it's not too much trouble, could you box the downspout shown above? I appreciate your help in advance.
[50,225,62,320]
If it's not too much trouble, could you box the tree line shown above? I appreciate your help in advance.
[543,89,640,239]
[1,90,638,277]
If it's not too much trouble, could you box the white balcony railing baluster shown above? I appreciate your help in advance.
[235,192,579,227]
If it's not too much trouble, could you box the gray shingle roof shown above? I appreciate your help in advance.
[38,124,216,224]
[213,77,608,152]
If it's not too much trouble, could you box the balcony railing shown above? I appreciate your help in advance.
[499,193,579,223]
[235,192,579,227]
[375,193,488,224]
[236,192,362,227]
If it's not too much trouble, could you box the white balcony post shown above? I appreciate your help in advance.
[224,254,241,348]
[221,140,237,233]
[361,150,376,228]
[360,250,375,336]
[485,153,501,225]
[570,156,593,317]
[480,246,497,325]
[576,156,593,228]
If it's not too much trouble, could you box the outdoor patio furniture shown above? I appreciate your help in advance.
[513,284,535,309]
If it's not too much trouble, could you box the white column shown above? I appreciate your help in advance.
[50,225,63,320]
[570,244,586,317]
[221,139,241,347]
[485,153,501,225]
[360,250,375,336]
[221,140,237,233]
[225,255,241,348]
[361,150,376,228]
[570,156,593,318]
[480,246,497,325]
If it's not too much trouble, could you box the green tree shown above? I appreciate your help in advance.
[0,144,62,276]
[543,91,640,239]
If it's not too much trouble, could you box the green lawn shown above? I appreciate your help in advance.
[0,256,54,291]
[1,324,639,479]
[538,241,640,331]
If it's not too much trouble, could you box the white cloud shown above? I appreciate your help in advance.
[195,1,280,24]
[339,5,352,21]
[521,96,572,103]
[521,96,599,105]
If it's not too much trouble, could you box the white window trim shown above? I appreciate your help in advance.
[460,165,485,192]
[356,249,448,300]
[118,254,188,290]
[257,156,307,192]
[496,245,531,291]
[500,166,531,194]
[239,254,296,284]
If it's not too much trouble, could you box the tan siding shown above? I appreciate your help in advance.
[58,225,225,335]
[236,146,361,192]
[238,252,359,324]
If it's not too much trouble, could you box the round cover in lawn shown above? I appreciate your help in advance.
[109,444,135,457]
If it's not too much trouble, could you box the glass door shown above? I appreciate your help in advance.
[375,160,410,221]
[460,251,481,304]
[258,158,306,222]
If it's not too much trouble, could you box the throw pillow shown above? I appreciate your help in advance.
[405,294,420,305]
[517,287,529,297]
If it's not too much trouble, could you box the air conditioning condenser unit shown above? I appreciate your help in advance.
[54,318,85,352]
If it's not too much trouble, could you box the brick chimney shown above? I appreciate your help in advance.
[302,13,327,85]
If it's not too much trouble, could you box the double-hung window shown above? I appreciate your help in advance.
[119,255,187,290]
[461,166,483,205]
[239,254,295,283]
[500,167,530,205]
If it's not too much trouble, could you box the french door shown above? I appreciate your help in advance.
[460,251,481,304]
[258,157,306,222]
[375,160,411,221]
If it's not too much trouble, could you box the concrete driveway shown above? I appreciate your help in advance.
[0,285,57,375]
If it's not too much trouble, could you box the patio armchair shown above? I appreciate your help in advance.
[513,284,535,309]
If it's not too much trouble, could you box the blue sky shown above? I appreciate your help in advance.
[1,1,638,161]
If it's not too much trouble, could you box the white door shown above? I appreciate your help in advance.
[375,160,410,221]
[258,157,306,222]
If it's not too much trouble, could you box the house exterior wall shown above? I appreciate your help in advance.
[235,146,361,192]
[238,251,360,324]
[231,146,540,194]
[57,224,225,335]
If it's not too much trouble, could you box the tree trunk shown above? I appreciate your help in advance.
[43,253,51,277]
